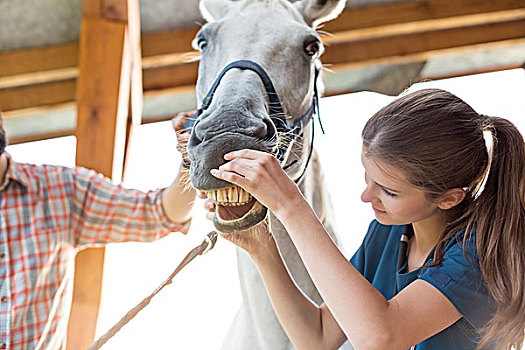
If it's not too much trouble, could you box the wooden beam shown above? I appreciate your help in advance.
[322,19,525,69]
[127,0,143,126]
[7,129,75,145]
[74,25,130,179]
[323,8,525,44]
[102,0,131,21]
[67,0,140,348]
[2,0,523,84]
[143,62,199,90]
[141,27,198,57]
[0,80,76,112]
[68,16,129,348]
[2,102,76,120]
[0,43,78,78]
[323,0,525,33]
[2,17,523,114]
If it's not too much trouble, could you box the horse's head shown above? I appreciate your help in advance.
[187,0,345,233]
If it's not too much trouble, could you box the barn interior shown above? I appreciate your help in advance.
[0,0,524,348]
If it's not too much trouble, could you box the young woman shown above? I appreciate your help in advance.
[208,88,525,350]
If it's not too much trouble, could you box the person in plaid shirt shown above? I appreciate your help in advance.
[0,112,196,349]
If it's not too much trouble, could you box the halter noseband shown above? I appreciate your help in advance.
[184,59,322,182]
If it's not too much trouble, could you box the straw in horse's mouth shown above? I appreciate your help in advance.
[203,186,259,221]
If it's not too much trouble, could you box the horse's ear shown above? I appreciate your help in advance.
[294,0,346,27]
[199,0,237,22]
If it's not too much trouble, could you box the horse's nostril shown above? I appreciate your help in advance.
[262,116,277,141]
[188,123,204,149]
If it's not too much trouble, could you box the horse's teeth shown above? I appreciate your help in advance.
[231,187,238,202]
[206,187,252,205]
[240,190,248,202]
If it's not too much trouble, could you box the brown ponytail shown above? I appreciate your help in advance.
[362,89,525,349]
[471,116,525,349]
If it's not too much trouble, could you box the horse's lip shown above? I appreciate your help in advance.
[213,201,268,234]
[215,198,259,224]
[202,186,268,233]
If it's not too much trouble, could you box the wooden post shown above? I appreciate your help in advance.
[66,0,142,348]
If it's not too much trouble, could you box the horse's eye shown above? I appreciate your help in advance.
[304,41,320,57]
[197,39,208,51]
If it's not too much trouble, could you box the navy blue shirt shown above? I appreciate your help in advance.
[350,220,496,349]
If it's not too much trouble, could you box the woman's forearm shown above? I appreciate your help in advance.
[252,238,346,350]
[276,199,394,349]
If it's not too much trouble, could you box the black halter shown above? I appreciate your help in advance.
[184,59,323,183]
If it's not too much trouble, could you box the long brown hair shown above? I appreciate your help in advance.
[361,88,525,349]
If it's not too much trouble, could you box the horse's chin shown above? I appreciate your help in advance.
[202,186,268,234]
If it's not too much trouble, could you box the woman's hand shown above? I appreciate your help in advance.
[198,191,214,221]
[200,191,275,257]
[210,149,304,219]
[221,219,276,259]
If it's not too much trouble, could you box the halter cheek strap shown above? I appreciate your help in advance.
[184,59,322,182]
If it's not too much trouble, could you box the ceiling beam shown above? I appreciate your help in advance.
[1,0,523,85]
[323,8,525,44]
[2,17,523,115]
[323,0,525,33]
[0,43,78,78]
[322,18,525,69]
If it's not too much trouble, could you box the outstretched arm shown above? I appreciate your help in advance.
[211,149,461,349]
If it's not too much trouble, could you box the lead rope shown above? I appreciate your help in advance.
[88,231,218,350]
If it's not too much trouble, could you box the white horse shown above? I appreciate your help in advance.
[186,0,352,348]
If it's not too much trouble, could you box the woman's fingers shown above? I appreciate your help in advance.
[218,158,260,178]
[211,150,289,210]
[204,199,215,211]
[224,149,271,161]
[217,153,279,181]
[210,168,250,190]
[205,210,214,221]
[198,191,207,199]
[203,198,215,221]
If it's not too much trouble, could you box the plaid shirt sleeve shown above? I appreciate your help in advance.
[69,166,190,246]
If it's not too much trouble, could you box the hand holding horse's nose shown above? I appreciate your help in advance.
[172,110,195,166]
[210,149,302,217]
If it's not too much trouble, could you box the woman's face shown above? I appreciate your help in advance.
[360,151,439,226]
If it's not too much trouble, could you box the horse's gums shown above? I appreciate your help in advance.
[217,198,257,221]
